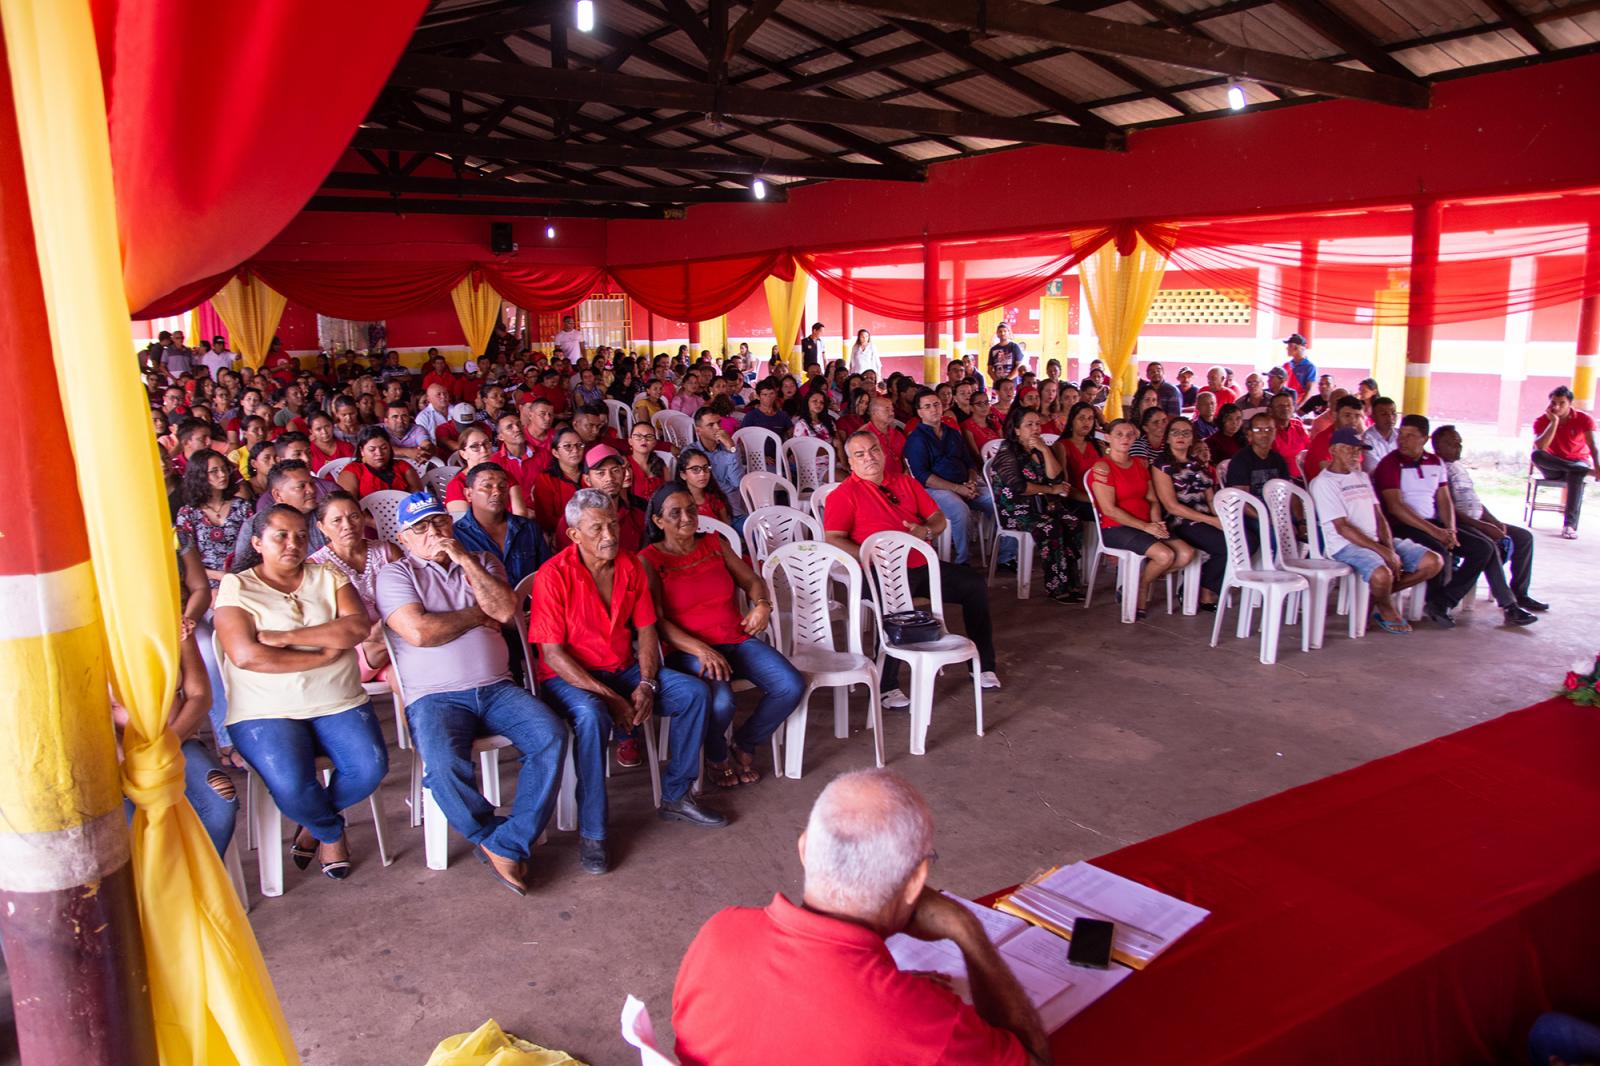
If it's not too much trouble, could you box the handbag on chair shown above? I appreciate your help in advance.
[882,609,944,646]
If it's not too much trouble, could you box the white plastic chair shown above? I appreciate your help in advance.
[810,480,842,528]
[780,436,836,502]
[696,514,743,556]
[980,439,1003,463]
[621,996,678,1066]
[1081,471,1174,623]
[360,489,412,545]
[732,425,782,474]
[421,464,462,500]
[605,398,633,438]
[1210,487,1310,665]
[1041,433,1060,447]
[651,409,694,449]
[657,450,677,483]
[318,456,355,483]
[981,455,1035,599]
[859,531,983,757]
[1263,478,1355,648]
[739,471,799,513]
[742,505,821,572]
[763,542,884,779]
[511,574,584,833]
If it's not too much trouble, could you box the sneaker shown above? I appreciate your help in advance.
[881,688,911,710]
[1503,605,1538,627]
[1562,526,1579,539]
[615,738,643,768]
[980,671,1001,690]
[578,836,609,876]
[1517,596,1550,612]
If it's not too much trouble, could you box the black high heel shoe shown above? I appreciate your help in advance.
[290,826,316,871]
[318,835,352,880]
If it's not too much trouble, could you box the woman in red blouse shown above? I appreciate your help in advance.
[674,450,733,525]
[530,426,585,534]
[640,485,804,787]
[337,425,421,498]
[960,391,1004,459]
[306,411,355,474]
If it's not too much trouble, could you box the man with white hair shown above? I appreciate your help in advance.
[672,769,1049,1065]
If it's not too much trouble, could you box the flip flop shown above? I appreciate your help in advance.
[1371,612,1411,635]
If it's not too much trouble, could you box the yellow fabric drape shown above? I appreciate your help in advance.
[451,273,503,355]
[976,305,1004,367]
[1079,235,1169,420]
[764,264,808,373]
[696,315,726,359]
[0,3,298,1065]
[211,273,287,371]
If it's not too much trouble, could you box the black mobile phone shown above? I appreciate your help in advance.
[1066,917,1115,969]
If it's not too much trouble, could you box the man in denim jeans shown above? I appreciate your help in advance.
[531,489,727,877]
[378,493,567,897]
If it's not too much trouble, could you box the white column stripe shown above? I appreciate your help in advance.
[0,561,97,640]
[1404,363,1433,378]
[0,808,129,893]
[1576,354,1598,368]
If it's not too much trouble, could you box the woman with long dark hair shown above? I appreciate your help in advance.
[674,449,733,525]
[530,426,586,533]
[336,424,422,498]
[991,406,1083,602]
[1152,416,1225,610]
[174,448,253,584]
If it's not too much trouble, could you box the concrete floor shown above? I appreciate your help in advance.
[1,493,1594,1066]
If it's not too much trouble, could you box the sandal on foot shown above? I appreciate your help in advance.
[707,761,740,790]
[1372,611,1411,635]
[730,748,761,786]
[290,826,316,871]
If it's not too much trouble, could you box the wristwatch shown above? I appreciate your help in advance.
[638,678,659,694]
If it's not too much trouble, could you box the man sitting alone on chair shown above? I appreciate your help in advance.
[377,492,568,897]
[1308,429,1442,635]
[671,769,1050,1065]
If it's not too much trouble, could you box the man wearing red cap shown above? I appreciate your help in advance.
[554,444,647,551]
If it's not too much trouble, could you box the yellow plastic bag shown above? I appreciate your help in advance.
[424,1019,588,1066]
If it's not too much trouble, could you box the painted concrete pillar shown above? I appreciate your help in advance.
[923,240,941,384]
[1403,199,1442,416]
[1574,222,1600,412]
[1497,257,1535,436]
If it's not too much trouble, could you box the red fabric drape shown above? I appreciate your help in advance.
[480,263,608,312]
[248,261,468,320]
[794,225,1167,322]
[608,250,794,321]
[129,267,234,320]
[97,0,429,312]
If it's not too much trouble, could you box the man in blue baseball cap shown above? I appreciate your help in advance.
[377,491,568,897]
[1281,333,1317,402]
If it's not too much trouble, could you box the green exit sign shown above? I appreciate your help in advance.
[1045,278,1064,296]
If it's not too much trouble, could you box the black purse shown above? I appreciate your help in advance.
[882,609,944,646]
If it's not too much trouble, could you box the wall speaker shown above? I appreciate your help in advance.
[490,222,516,254]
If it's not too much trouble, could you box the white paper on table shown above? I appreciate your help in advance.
[1000,925,1132,1032]
[1015,862,1210,967]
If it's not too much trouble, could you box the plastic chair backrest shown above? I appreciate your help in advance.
[1041,433,1060,447]
[781,436,836,496]
[657,451,677,483]
[423,465,462,500]
[733,426,782,474]
[980,439,1003,463]
[743,505,821,570]
[1082,469,1111,534]
[739,471,798,513]
[1213,487,1274,575]
[1262,478,1314,562]
[983,456,1017,533]
[1215,458,1231,484]
[512,573,538,696]
[652,409,694,449]
[860,530,945,624]
[763,541,862,656]
[361,489,413,545]
[810,480,842,527]
[606,398,633,437]
[696,514,743,556]
[318,456,355,483]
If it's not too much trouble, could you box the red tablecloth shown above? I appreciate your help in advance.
[984,698,1600,1065]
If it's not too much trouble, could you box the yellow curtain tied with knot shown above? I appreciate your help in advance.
[0,1,298,1064]
[764,264,808,373]
[1079,228,1173,420]
[451,272,503,355]
[211,272,287,371]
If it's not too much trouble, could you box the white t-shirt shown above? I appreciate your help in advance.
[199,350,234,378]
[849,342,879,376]
[1361,426,1397,473]
[1309,468,1378,556]
[552,329,583,364]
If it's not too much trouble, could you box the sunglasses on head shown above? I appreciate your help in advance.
[874,483,901,506]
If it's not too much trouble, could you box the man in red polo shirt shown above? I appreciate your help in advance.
[824,429,1000,709]
[672,768,1047,1066]
[529,488,726,876]
[1302,394,1366,479]
[1267,391,1310,480]
[1531,384,1598,538]
[865,394,908,473]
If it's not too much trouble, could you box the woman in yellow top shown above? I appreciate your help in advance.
[213,505,388,879]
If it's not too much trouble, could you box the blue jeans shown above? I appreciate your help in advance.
[541,664,709,839]
[123,739,238,857]
[228,702,387,845]
[195,617,231,748]
[405,681,566,863]
[668,639,805,764]
[1528,1012,1600,1065]
[927,485,1014,565]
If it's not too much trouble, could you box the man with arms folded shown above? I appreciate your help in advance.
[672,769,1050,1066]
[530,489,726,877]
[377,493,567,897]
[1309,429,1441,635]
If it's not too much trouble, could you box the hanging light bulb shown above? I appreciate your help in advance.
[546,224,557,239]
[752,178,767,200]
[575,0,595,32]
[1227,82,1247,111]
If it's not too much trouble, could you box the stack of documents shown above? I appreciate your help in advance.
[996,862,1211,970]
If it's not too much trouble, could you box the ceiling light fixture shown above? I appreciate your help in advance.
[546,224,557,239]
[1227,82,1247,111]
[575,0,595,33]
[752,178,767,200]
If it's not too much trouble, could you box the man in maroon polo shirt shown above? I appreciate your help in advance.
[824,429,1000,708]
[672,769,1048,1065]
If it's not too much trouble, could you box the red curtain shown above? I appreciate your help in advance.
[1167,193,1600,325]
[794,224,1164,322]
[608,250,794,321]
[480,263,608,312]
[97,0,430,313]
[248,261,467,320]
[130,267,234,319]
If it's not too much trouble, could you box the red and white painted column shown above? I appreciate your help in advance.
[1403,199,1441,416]
[1574,222,1600,413]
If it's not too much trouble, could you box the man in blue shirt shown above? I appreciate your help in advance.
[1282,333,1318,402]
[1133,361,1183,417]
[740,377,793,437]
[903,389,1014,567]
[683,406,748,524]
[451,462,552,588]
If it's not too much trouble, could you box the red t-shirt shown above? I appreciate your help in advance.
[349,462,411,497]
[865,423,908,473]
[672,894,1026,1066]
[1058,437,1103,491]
[1201,385,1239,406]
[1091,457,1153,528]
[1302,426,1335,479]
[823,471,939,568]
[531,471,581,534]
[1533,409,1596,463]
[639,536,747,646]
[554,498,645,555]
[527,544,656,681]
[1270,418,1311,479]
[308,439,354,473]
[529,383,570,416]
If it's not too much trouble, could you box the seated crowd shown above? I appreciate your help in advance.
[144,326,1573,896]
